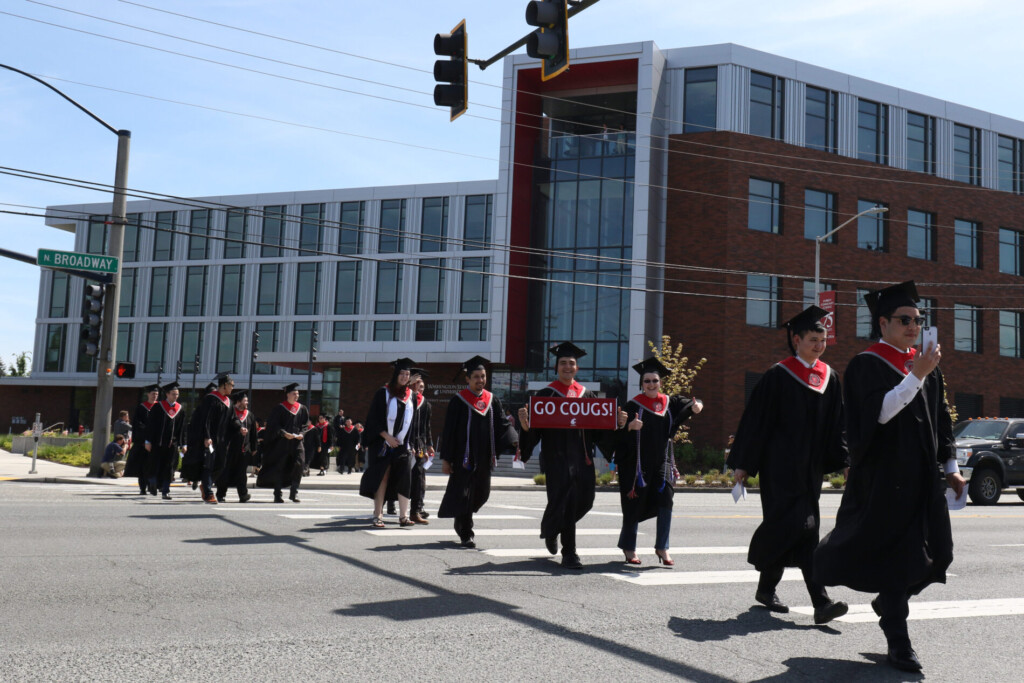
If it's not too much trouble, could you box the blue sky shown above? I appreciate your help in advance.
[2,0,1023,365]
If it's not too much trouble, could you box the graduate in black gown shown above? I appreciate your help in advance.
[335,418,358,473]
[310,414,333,476]
[144,382,186,500]
[727,306,849,624]
[360,358,419,527]
[438,356,518,547]
[256,383,309,503]
[215,390,256,503]
[124,384,159,495]
[518,342,611,569]
[614,358,702,567]
[407,369,434,524]
[814,281,965,673]
[182,373,234,503]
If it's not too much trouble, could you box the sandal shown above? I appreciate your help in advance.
[371,517,385,528]
[399,517,415,527]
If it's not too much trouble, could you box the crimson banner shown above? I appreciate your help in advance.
[529,396,618,430]
[818,290,836,343]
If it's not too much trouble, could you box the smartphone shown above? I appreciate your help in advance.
[922,326,938,352]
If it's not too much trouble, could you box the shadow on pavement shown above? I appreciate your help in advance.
[750,654,920,682]
[669,607,840,642]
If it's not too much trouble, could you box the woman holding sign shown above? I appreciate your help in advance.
[613,358,702,567]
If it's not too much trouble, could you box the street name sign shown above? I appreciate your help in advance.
[37,249,119,274]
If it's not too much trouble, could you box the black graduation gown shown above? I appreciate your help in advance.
[438,391,518,518]
[726,360,848,572]
[123,401,154,478]
[216,409,257,490]
[613,394,696,524]
[336,427,358,471]
[520,382,609,540]
[307,422,333,470]
[359,386,417,499]
[814,348,954,594]
[181,392,232,481]
[410,398,433,456]
[144,401,186,483]
[256,402,309,491]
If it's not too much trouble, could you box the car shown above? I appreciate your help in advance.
[953,418,1024,505]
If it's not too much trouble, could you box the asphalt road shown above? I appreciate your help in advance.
[1,481,1022,682]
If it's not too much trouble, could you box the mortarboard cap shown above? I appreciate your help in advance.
[283,382,301,393]
[390,358,416,371]
[142,383,159,393]
[229,390,248,402]
[160,381,180,393]
[409,367,430,379]
[632,357,672,378]
[213,372,233,386]
[781,305,828,335]
[548,341,586,360]
[455,355,489,381]
[204,382,217,393]
[865,281,919,320]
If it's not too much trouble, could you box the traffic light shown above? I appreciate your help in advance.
[114,361,136,379]
[80,283,105,357]
[311,328,319,362]
[252,331,260,363]
[526,0,569,81]
[433,19,468,121]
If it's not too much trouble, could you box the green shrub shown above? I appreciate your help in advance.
[675,443,727,475]
[0,434,12,451]
[746,474,759,488]
[596,472,616,486]
[533,474,546,486]
[684,474,697,486]
[37,442,92,467]
[829,475,846,489]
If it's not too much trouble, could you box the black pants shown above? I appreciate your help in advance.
[757,562,830,608]
[410,458,427,512]
[216,481,248,500]
[877,591,911,646]
[454,512,474,542]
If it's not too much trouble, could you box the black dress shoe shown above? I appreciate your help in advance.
[239,493,251,503]
[162,493,172,500]
[755,591,789,613]
[274,495,284,504]
[561,553,584,570]
[813,600,849,624]
[460,537,476,549]
[289,492,300,503]
[544,536,558,556]
[887,644,922,672]
[148,485,157,496]
[870,596,882,617]
[216,496,226,504]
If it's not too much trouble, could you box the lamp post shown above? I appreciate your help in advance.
[1,64,131,477]
[814,205,888,301]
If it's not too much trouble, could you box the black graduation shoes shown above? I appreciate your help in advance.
[560,553,584,570]
[813,600,849,625]
[544,536,558,556]
[887,644,923,672]
[754,591,789,613]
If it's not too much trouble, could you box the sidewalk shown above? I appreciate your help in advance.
[0,448,538,491]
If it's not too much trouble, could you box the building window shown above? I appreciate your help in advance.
[906,112,936,175]
[216,322,240,373]
[49,272,69,318]
[802,280,834,307]
[373,320,400,341]
[379,199,406,253]
[749,71,784,140]
[420,197,449,252]
[803,189,836,241]
[998,136,1022,194]
[375,262,403,314]
[261,205,286,258]
[253,321,279,375]
[339,201,364,255]
[122,214,141,262]
[300,203,324,255]
[220,264,245,316]
[954,219,981,268]
[332,321,358,342]
[86,216,107,255]
[256,264,281,316]
[180,322,204,372]
[683,67,717,134]
[953,124,981,186]
[223,209,246,259]
[144,323,166,373]
[461,257,489,313]
[44,324,65,372]
[954,303,980,353]
[149,267,173,317]
[918,297,935,327]
[955,393,983,419]
[1000,311,1022,358]
[805,86,838,153]
[334,261,361,315]
[415,320,443,341]
[748,178,782,233]
[188,209,209,260]
[856,288,872,338]
[856,200,887,251]
[1000,228,1024,275]
[294,262,321,316]
[999,397,1024,415]
[459,320,488,341]
[857,99,888,164]
[417,259,446,314]
[746,275,779,327]
[907,210,936,261]
[153,211,175,261]
[116,322,133,363]
[119,268,136,318]
[463,194,492,250]
[183,266,207,316]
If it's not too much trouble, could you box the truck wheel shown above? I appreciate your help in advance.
[968,468,1002,505]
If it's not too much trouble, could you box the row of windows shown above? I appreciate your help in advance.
[683,68,1005,188]
[83,195,494,261]
[746,178,1016,270]
[42,317,491,375]
[743,276,1012,356]
[49,258,490,320]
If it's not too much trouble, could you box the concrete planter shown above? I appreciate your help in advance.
[10,436,91,454]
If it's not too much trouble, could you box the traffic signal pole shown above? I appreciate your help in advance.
[88,130,131,476]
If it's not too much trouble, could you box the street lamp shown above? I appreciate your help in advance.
[814,205,888,301]
[1,64,131,477]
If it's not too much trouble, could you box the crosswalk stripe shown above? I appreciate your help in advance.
[483,546,747,558]
[284,514,536,521]
[601,567,804,586]
[791,598,1024,622]
[365,527,628,537]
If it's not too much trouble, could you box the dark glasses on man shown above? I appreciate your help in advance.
[890,315,926,326]
[642,378,660,384]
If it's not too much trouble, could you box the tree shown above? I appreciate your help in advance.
[646,335,707,444]
[9,352,30,377]
[0,357,5,377]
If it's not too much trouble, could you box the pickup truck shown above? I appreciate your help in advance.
[953,418,1024,505]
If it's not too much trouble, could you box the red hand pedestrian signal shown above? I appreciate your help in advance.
[114,361,135,379]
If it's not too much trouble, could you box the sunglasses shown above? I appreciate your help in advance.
[642,378,660,384]
[889,315,926,326]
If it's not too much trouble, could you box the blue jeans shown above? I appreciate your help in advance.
[618,506,672,551]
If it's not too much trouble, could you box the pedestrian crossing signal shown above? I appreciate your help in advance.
[115,361,136,379]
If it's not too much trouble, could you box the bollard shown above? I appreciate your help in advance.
[29,412,41,474]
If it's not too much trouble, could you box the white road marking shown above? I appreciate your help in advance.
[992,544,1024,547]
[791,598,1024,622]
[483,546,747,558]
[282,513,535,521]
[365,528,630,537]
[216,507,371,512]
[601,568,804,586]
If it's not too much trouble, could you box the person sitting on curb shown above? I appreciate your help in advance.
[101,434,127,478]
